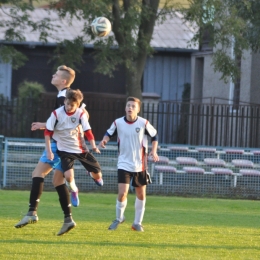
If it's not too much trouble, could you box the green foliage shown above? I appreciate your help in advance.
[18,80,45,99]
[2,191,260,259]
[180,0,260,82]
[15,80,45,136]
[0,45,28,69]
[49,36,85,72]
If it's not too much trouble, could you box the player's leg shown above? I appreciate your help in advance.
[56,151,80,207]
[131,171,147,232]
[108,170,130,230]
[14,161,53,228]
[79,152,103,186]
[52,152,76,234]
[132,185,146,231]
[55,180,76,236]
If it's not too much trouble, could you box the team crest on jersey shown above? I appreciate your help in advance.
[71,117,76,123]
[136,127,140,133]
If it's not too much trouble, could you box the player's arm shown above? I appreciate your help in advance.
[31,122,46,131]
[99,134,110,148]
[84,130,100,153]
[44,130,54,160]
[99,121,117,148]
[43,110,57,160]
[149,138,159,162]
[145,121,159,162]
[82,107,89,120]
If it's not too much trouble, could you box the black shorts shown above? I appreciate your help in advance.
[118,169,149,187]
[57,150,101,173]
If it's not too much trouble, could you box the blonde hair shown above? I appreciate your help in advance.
[58,65,75,87]
[65,89,83,105]
[126,96,142,108]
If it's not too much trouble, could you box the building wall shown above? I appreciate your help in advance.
[250,52,260,104]
[5,46,193,102]
[191,50,260,105]
[143,52,192,101]
[10,45,126,98]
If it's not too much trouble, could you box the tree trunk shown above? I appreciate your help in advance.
[125,60,144,101]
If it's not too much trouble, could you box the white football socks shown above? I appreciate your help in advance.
[134,197,146,225]
[65,179,78,192]
[116,199,127,222]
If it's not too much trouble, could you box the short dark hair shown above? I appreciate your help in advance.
[65,89,83,104]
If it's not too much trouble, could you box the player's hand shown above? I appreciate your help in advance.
[92,147,101,154]
[98,140,107,148]
[47,151,54,161]
[31,122,45,131]
[149,151,159,162]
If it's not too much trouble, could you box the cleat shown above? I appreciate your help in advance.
[87,171,104,187]
[108,217,125,230]
[71,189,80,207]
[14,215,39,228]
[131,223,144,232]
[57,220,76,236]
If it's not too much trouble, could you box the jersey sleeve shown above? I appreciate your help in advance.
[106,121,117,137]
[46,110,58,131]
[145,121,157,138]
[80,111,91,131]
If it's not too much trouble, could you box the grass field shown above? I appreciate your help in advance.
[1,190,260,259]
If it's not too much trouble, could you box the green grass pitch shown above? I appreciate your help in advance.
[1,190,260,259]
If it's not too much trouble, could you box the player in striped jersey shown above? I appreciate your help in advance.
[99,96,159,231]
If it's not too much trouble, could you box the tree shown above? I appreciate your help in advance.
[180,0,260,83]
[0,0,178,100]
[0,0,55,68]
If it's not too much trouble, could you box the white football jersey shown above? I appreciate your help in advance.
[46,106,90,153]
[107,116,157,172]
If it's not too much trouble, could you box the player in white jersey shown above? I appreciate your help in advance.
[45,89,103,235]
[99,96,159,231]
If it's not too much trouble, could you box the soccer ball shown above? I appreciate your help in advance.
[91,17,111,37]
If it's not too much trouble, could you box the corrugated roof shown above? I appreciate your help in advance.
[0,7,198,51]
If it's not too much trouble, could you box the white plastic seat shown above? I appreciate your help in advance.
[196,147,216,153]
[224,149,244,154]
[169,146,189,152]
[239,169,260,176]
[176,157,198,166]
[148,156,170,177]
[211,168,233,175]
[183,167,205,174]
[154,165,177,185]
[232,159,254,168]
[204,158,226,167]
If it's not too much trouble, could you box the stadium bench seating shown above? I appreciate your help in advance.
[176,157,198,166]
[183,167,205,174]
[239,169,260,176]
[231,159,254,168]
[204,158,226,167]
[154,165,177,185]
[148,155,170,178]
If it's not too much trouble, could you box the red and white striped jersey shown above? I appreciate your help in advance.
[106,116,157,172]
[46,106,91,153]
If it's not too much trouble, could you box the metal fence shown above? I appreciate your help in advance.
[1,95,260,147]
[2,137,260,199]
